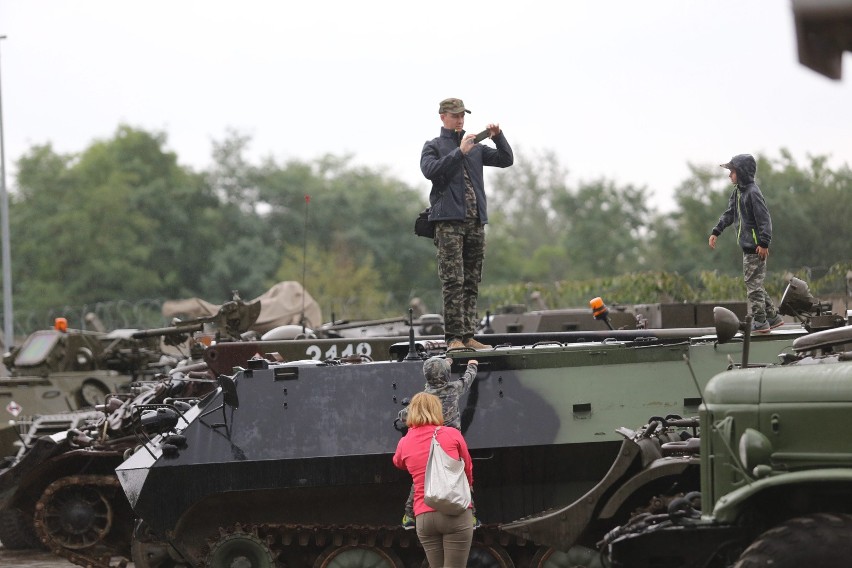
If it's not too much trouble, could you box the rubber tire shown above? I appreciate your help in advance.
[418,543,514,568]
[464,543,514,568]
[734,513,852,568]
[0,508,44,550]
[530,546,604,568]
[77,380,110,408]
[315,544,404,568]
[530,547,571,568]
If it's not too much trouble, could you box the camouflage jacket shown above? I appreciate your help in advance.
[398,361,478,430]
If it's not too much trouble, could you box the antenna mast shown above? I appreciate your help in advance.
[301,195,310,333]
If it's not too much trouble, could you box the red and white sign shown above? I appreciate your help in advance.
[5,401,22,417]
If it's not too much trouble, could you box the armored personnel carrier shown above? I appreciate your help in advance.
[206,296,743,373]
[0,360,216,562]
[0,321,169,458]
[114,313,808,568]
[0,296,265,558]
[478,300,747,334]
[0,298,734,559]
[0,294,261,460]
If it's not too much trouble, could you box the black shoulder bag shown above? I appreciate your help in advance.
[414,207,435,238]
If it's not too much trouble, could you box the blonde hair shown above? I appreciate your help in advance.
[406,392,444,427]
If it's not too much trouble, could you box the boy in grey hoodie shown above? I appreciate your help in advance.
[710,154,783,333]
[399,355,478,528]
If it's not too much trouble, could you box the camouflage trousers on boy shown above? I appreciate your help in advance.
[404,483,477,520]
[743,253,778,323]
[435,219,485,340]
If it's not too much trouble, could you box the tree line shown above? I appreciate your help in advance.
[5,126,851,335]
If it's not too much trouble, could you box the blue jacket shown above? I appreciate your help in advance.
[711,154,772,253]
[420,127,514,223]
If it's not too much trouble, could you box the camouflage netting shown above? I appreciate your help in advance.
[162,281,323,334]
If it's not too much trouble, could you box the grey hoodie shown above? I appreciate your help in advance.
[711,154,773,253]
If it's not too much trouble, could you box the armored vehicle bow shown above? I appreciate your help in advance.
[0,358,216,566]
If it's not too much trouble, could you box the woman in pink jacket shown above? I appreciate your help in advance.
[393,392,474,568]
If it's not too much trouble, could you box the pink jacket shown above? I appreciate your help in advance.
[393,425,473,516]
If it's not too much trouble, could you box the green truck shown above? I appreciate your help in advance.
[503,308,852,567]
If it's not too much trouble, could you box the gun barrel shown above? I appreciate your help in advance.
[132,323,204,339]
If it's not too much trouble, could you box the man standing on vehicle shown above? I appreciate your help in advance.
[420,98,514,350]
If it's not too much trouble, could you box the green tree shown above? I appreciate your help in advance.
[487,151,652,285]
[644,162,740,277]
[273,240,387,321]
[11,128,849,333]
[197,132,287,300]
[486,150,570,283]
[12,138,158,313]
[72,126,224,299]
[555,179,651,277]
[9,126,245,323]
[756,150,852,271]
[254,154,439,315]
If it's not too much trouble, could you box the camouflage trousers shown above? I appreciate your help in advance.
[404,482,477,519]
[743,253,778,323]
[435,219,485,341]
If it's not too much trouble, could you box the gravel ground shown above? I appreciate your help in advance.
[0,544,115,567]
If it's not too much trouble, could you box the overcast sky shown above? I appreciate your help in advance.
[1,0,850,213]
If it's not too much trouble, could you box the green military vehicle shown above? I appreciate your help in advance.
[0,296,262,461]
[502,299,852,567]
[1,278,826,566]
[0,322,169,459]
[111,296,816,568]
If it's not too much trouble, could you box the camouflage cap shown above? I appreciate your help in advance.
[423,356,450,388]
[438,98,471,115]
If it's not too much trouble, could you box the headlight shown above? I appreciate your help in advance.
[738,428,773,474]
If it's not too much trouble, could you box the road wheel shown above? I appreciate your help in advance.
[36,479,113,549]
[314,544,404,568]
[734,513,852,568]
[78,379,110,408]
[417,542,513,568]
[207,530,275,568]
[0,508,44,550]
[530,547,568,568]
[465,543,514,568]
[530,545,603,568]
